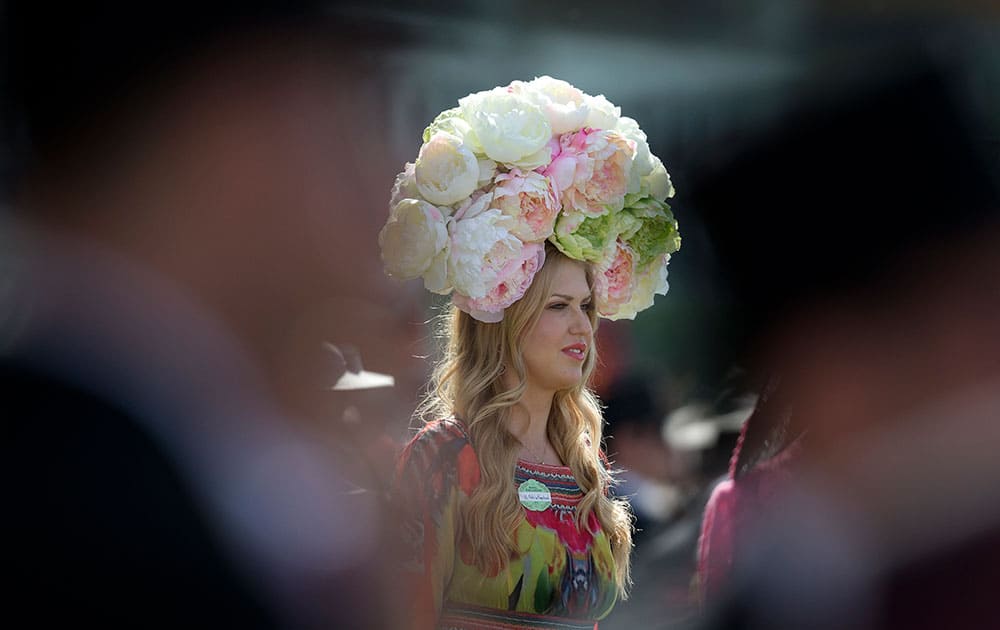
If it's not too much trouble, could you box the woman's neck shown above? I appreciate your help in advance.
[508,381,555,451]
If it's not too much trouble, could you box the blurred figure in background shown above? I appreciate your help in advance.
[690,41,1000,629]
[603,373,678,543]
[2,2,403,627]
[322,341,400,502]
[696,373,799,603]
[602,383,748,630]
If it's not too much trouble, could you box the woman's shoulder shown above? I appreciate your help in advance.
[397,418,479,493]
[404,417,471,453]
[398,418,479,485]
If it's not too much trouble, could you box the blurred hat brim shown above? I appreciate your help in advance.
[329,369,395,391]
[663,400,753,452]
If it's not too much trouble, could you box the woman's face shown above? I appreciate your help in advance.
[520,258,594,396]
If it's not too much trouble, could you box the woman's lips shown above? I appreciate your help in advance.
[562,343,587,361]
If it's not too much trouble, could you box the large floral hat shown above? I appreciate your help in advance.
[378,76,680,323]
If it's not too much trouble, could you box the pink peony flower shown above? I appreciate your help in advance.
[491,168,561,241]
[452,241,546,322]
[542,128,635,218]
[594,240,636,317]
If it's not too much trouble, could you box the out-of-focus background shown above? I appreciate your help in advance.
[3,1,998,628]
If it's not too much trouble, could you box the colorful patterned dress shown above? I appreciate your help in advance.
[394,419,619,630]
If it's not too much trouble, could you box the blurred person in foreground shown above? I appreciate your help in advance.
[1,2,403,627]
[379,76,682,629]
[690,42,1000,629]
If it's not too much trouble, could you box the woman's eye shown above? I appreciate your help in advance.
[549,303,567,310]
[581,302,593,311]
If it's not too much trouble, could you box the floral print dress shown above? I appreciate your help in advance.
[394,420,618,630]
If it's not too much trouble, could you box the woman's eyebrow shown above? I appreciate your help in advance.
[550,293,591,301]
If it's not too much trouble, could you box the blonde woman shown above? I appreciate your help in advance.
[379,77,680,629]
[394,243,632,628]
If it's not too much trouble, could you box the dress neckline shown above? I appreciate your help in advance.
[516,457,571,472]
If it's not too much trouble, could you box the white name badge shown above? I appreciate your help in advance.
[518,479,552,511]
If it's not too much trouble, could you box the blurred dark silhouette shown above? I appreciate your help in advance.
[688,40,1000,630]
[1,2,405,628]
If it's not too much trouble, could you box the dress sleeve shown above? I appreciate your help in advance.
[391,423,472,629]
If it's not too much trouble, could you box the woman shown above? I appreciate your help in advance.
[394,243,630,629]
[379,76,680,628]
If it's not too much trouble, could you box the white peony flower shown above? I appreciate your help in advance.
[459,87,551,164]
[615,116,653,194]
[422,247,452,294]
[513,76,590,135]
[584,93,621,131]
[608,254,670,321]
[414,131,481,206]
[423,107,484,155]
[641,155,675,202]
[389,162,423,210]
[452,241,545,322]
[477,157,498,187]
[379,199,450,282]
[448,207,522,299]
[509,144,554,171]
[453,188,494,221]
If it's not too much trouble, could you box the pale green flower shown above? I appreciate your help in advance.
[621,195,681,268]
[551,209,629,263]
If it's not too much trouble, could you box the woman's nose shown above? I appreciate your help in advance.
[569,307,592,335]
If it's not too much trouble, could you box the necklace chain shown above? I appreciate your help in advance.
[519,440,550,465]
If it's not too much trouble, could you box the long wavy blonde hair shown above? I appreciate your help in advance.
[416,243,634,597]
